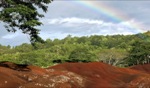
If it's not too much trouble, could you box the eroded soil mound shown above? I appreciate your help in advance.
[0,61,150,88]
[130,64,150,74]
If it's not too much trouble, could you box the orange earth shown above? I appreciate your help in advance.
[0,61,150,88]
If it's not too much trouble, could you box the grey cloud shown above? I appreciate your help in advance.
[103,1,150,24]
[0,30,30,46]
[0,37,29,46]
[1,0,150,46]
[39,17,142,40]
[0,24,9,38]
[45,1,102,19]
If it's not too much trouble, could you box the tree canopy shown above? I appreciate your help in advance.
[0,32,150,67]
[124,40,150,66]
[0,0,53,44]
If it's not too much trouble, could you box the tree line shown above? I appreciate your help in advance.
[0,31,150,67]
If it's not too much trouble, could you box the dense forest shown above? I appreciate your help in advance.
[0,31,150,67]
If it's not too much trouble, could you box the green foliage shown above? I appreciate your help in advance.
[124,40,150,66]
[0,31,150,67]
[98,49,127,66]
[0,0,53,43]
[68,45,98,62]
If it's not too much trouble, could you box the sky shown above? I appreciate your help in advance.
[0,0,150,46]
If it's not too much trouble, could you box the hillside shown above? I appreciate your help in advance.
[0,31,150,67]
[0,62,150,88]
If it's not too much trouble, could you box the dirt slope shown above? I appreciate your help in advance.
[0,61,150,88]
[130,63,150,74]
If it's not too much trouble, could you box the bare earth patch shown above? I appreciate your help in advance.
[0,61,150,88]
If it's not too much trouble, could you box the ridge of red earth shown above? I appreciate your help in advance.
[130,63,150,74]
[0,61,150,88]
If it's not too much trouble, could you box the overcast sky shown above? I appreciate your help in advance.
[0,0,150,46]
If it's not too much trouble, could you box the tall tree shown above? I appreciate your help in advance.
[0,0,53,44]
[68,46,97,62]
[124,40,150,66]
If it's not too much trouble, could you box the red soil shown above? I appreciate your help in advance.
[130,63,150,74]
[0,61,150,88]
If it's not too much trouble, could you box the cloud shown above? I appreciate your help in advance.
[1,0,150,46]
[41,17,145,36]
[2,33,19,39]
[0,31,30,46]
[0,24,9,38]
[1,17,147,46]
[46,17,104,25]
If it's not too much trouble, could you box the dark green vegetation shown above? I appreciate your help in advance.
[0,0,53,44]
[0,32,150,67]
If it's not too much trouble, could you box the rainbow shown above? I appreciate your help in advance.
[72,0,146,33]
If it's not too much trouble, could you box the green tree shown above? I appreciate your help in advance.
[124,40,150,66]
[98,49,127,66]
[0,0,53,44]
[68,45,97,62]
[15,43,33,52]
